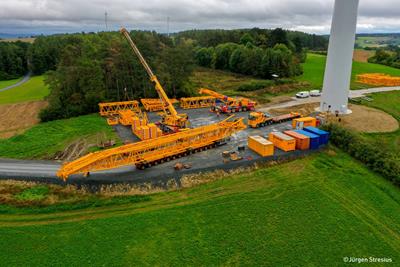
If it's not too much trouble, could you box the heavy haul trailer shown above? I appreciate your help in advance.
[199,88,256,113]
[180,96,216,109]
[248,112,301,128]
[57,116,246,180]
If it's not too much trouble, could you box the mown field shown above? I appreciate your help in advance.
[298,53,400,90]
[191,53,400,104]
[0,114,119,159]
[0,75,49,105]
[0,149,399,266]
[358,91,400,155]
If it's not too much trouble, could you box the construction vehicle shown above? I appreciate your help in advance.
[180,96,216,109]
[121,28,188,133]
[248,112,301,128]
[57,116,246,180]
[199,88,256,113]
[141,98,179,112]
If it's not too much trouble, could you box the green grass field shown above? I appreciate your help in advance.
[0,149,399,265]
[299,53,400,90]
[0,114,119,159]
[0,77,22,89]
[358,91,400,155]
[0,76,49,105]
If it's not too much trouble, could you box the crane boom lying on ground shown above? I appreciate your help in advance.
[120,28,188,132]
[57,116,246,180]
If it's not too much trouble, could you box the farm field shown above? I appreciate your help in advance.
[299,53,400,90]
[0,114,119,159]
[0,75,49,105]
[0,149,399,265]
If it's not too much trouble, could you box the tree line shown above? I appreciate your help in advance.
[0,41,30,80]
[368,48,400,69]
[194,29,305,78]
[30,31,195,121]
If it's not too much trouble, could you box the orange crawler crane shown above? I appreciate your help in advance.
[57,116,246,180]
[121,28,188,133]
[199,88,256,113]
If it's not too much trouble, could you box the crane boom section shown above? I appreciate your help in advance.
[120,28,178,118]
[57,116,246,180]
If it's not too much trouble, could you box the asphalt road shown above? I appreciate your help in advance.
[0,86,398,184]
[0,72,31,92]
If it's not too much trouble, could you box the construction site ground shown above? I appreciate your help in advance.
[0,107,314,186]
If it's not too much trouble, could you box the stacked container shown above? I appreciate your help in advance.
[283,130,310,150]
[292,117,317,129]
[268,132,296,152]
[294,130,319,149]
[248,136,274,157]
[303,127,329,145]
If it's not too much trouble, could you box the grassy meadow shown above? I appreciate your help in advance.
[0,75,49,105]
[0,149,399,265]
[0,114,119,159]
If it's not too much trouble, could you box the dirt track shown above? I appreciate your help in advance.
[0,101,48,138]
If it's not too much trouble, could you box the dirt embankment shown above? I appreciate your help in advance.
[0,101,48,138]
[353,49,374,63]
[270,102,399,133]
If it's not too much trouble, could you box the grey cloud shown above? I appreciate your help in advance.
[0,0,399,35]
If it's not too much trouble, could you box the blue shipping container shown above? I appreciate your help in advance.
[303,127,329,145]
[294,130,320,149]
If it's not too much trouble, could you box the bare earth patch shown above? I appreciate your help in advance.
[353,49,374,63]
[0,101,48,138]
[269,102,398,133]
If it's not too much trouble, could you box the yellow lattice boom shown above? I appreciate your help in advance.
[140,98,179,112]
[57,116,246,180]
[180,96,216,109]
[357,73,400,86]
[98,101,140,116]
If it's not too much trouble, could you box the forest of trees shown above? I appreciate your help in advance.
[368,48,400,69]
[0,41,30,80]
[26,31,195,121]
[194,28,305,78]
[175,28,328,50]
[0,27,328,121]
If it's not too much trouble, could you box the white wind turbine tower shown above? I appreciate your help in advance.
[320,0,360,114]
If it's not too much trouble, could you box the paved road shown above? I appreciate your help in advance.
[0,85,398,184]
[259,86,400,111]
[0,72,31,92]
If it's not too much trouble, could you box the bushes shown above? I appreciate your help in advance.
[368,48,400,69]
[237,81,275,92]
[0,41,30,80]
[321,124,400,185]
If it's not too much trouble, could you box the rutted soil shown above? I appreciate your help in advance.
[0,101,48,138]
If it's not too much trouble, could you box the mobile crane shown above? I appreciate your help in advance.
[121,28,189,133]
[199,88,256,113]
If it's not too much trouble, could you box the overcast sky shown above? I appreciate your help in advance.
[0,0,399,35]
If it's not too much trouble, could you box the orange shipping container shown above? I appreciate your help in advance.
[248,136,274,157]
[268,132,296,152]
[284,130,310,150]
[292,117,317,129]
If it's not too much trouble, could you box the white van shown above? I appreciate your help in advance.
[310,90,321,97]
[296,91,310,98]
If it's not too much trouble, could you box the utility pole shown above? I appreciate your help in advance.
[167,16,170,37]
[105,11,108,31]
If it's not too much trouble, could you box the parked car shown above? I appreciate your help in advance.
[296,91,310,98]
[310,90,321,97]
